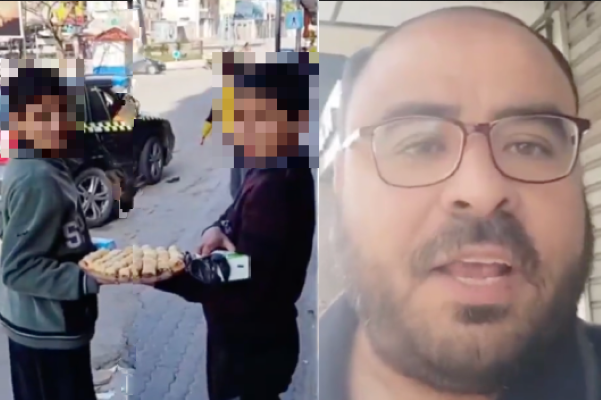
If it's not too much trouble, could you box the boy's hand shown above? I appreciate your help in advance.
[198,226,235,257]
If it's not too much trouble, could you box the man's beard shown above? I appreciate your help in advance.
[332,205,593,395]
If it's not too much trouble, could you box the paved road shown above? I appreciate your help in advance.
[0,65,316,399]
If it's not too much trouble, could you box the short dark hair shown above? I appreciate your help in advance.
[4,67,76,113]
[230,55,318,120]
[339,7,579,130]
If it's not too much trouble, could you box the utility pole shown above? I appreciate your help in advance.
[275,0,282,51]
[137,0,148,47]
[295,0,301,51]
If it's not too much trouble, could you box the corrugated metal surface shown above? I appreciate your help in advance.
[565,1,601,323]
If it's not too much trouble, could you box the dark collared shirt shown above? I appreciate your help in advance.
[319,297,601,400]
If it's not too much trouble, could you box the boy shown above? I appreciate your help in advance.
[0,66,105,400]
[155,60,317,400]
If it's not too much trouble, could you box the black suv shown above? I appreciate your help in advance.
[77,76,176,227]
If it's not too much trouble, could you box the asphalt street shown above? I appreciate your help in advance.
[0,65,316,399]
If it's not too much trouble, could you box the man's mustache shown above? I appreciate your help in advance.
[410,211,541,281]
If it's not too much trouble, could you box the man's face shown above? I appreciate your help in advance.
[231,87,302,158]
[9,94,76,151]
[335,14,592,393]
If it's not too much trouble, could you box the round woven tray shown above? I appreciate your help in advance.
[79,260,186,285]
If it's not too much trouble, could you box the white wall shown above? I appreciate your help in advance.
[320,1,547,56]
[87,0,129,13]
[162,0,200,24]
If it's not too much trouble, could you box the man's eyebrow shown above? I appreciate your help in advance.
[380,102,459,120]
[492,103,563,119]
[379,102,564,121]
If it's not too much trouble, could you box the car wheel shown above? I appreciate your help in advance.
[139,136,164,185]
[75,168,114,228]
[147,65,158,75]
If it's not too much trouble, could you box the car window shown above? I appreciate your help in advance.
[99,89,115,109]
[88,87,111,121]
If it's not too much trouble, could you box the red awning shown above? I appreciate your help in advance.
[94,27,133,42]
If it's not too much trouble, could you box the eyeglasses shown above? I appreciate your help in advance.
[342,114,590,188]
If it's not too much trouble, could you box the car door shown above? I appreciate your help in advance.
[87,86,135,167]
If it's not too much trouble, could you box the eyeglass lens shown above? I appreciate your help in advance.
[372,116,579,187]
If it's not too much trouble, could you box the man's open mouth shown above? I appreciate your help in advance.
[435,260,514,286]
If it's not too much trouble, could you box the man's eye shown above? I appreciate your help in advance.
[506,142,553,157]
[398,140,446,155]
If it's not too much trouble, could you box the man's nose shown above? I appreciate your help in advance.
[439,137,519,217]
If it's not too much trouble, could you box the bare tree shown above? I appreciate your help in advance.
[21,1,92,58]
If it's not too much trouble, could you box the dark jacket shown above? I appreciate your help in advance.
[156,168,316,328]
[320,297,601,400]
[230,168,249,199]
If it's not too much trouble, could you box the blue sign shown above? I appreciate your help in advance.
[172,50,181,60]
[92,237,117,250]
[285,10,303,30]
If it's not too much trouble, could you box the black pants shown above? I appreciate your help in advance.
[9,339,96,400]
[206,316,300,400]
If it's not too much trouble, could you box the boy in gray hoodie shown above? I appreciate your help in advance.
[0,66,104,400]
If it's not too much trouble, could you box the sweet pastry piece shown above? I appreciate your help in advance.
[80,245,186,282]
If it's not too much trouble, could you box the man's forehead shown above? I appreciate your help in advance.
[365,13,549,77]
[348,14,574,126]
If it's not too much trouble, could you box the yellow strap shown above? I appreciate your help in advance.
[202,122,212,138]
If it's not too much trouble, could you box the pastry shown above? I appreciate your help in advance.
[80,245,186,282]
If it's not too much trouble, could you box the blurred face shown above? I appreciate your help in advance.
[9,94,76,152]
[231,87,303,159]
[335,13,593,394]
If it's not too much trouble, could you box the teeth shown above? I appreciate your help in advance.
[460,258,510,266]
[454,276,504,286]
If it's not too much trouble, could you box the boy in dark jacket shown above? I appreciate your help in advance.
[155,59,316,400]
[0,66,106,400]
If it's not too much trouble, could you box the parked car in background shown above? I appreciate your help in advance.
[131,56,165,75]
[85,74,133,94]
[0,77,176,228]
[79,76,175,227]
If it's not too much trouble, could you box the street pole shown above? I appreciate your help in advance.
[275,0,282,52]
[137,0,148,48]
[295,0,302,51]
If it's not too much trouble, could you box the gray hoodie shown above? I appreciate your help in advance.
[0,158,99,350]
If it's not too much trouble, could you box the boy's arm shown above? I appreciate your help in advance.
[154,273,205,303]
[1,174,99,300]
[156,177,238,301]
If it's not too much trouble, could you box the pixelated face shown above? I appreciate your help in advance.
[231,87,299,158]
[333,13,591,393]
[9,94,76,151]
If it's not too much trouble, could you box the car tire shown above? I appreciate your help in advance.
[139,136,164,185]
[147,65,158,75]
[75,168,115,228]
